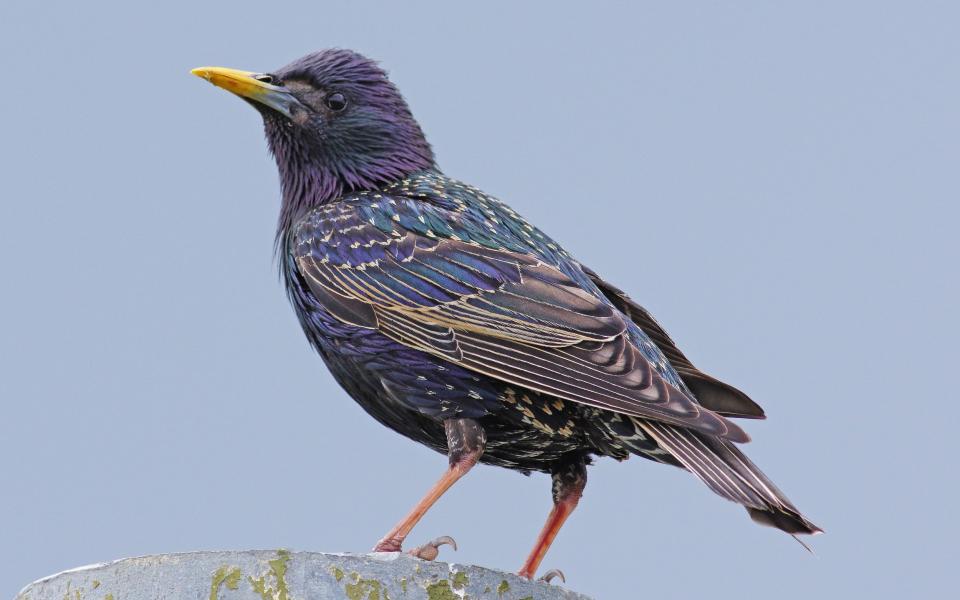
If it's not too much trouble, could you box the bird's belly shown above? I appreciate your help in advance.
[342,350,592,469]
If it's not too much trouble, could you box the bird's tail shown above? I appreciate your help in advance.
[636,419,822,535]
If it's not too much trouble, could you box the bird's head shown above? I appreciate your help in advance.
[192,49,435,207]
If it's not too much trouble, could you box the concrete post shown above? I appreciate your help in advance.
[14,550,592,600]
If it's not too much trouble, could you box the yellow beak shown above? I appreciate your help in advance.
[191,66,303,118]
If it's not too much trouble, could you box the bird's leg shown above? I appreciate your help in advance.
[373,418,486,558]
[517,459,587,580]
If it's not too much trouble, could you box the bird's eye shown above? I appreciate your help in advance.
[325,92,347,111]
[254,74,275,84]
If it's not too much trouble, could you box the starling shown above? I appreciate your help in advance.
[191,49,820,579]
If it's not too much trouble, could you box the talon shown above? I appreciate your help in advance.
[539,569,566,584]
[408,535,458,561]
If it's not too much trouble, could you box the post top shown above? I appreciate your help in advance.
[15,549,592,600]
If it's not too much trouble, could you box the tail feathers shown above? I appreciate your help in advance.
[747,507,820,535]
[636,419,822,536]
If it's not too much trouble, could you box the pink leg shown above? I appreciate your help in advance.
[518,460,587,580]
[373,419,485,559]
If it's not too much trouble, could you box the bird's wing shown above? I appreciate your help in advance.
[580,265,765,419]
[292,200,748,442]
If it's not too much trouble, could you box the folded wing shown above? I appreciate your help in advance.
[581,266,766,420]
[293,202,749,442]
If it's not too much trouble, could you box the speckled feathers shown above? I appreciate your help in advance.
[214,48,821,536]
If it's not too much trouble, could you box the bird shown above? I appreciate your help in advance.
[191,49,821,580]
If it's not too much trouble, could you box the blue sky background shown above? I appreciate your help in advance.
[1,2,957,598]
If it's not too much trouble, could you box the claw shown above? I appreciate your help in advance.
[538,569,566,584]
[408,535,458,561]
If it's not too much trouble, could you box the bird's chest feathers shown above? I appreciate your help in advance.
[282,253,380,354]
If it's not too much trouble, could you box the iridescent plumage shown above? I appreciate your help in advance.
[193,48,820,579]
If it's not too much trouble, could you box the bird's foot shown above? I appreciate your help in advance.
[373,535,457,561]
[372,537,403,553]
[517,567,566,583]
[538,569,566,584]
[408,535,458,561]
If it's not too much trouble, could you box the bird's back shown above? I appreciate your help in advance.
[371,170,693,390]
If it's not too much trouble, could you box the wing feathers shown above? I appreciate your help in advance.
[294,204,748,441]
[582,266,766,419]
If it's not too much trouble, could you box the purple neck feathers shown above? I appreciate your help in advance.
[270,122,435,253]
[264,49,436,249]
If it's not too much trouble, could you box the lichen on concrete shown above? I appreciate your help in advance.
[15,550,592,600]
[210,566,243,600]
[424,579,456,600]
[248,550,292,600]
[344,571,388,600]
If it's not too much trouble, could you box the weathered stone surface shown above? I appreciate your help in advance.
[14,550,592,600]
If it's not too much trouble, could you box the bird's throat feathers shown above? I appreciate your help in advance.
[268,110,435,244]
[270,127,341,241]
